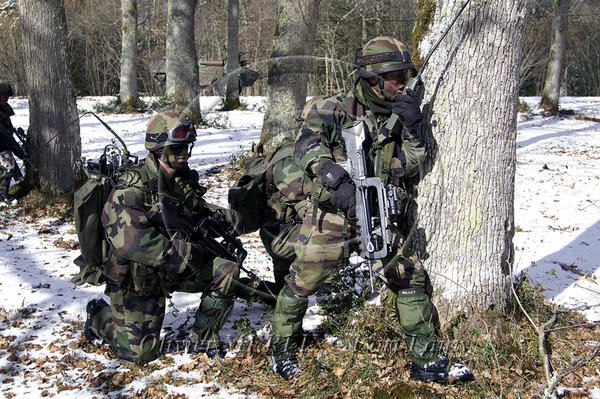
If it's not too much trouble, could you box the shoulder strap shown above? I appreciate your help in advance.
[378,140,396,181]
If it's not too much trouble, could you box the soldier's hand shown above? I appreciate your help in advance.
[329,180,356,219]
[317,160,356,218]
[392,94,422,128]
[317,160,349,190]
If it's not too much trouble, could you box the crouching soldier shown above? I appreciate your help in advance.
[84,111,239,363]
[0,81,26,202]
[270,37,472,383]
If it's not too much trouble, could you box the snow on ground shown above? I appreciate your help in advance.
[0,96,599,397]
[515,97,600,322]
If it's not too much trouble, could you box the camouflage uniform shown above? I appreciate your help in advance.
[0,96,25,200]
[88,112,239,364]
[271,37,443,372]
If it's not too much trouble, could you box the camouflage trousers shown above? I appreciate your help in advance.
[90,256,239,364]
[0,151,20,197]
[272,205,442,366]
[259,221,301,291]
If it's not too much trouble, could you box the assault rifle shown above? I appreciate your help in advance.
[192,212,249,271]
[160,194,254,280]
[13,127,29,158]
[341,120,403,293]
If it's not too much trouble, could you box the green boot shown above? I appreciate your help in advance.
[395,288,441,366]
[191,294,234,356]
[271,285,308,379]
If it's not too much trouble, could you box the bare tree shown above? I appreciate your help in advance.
[259,0,320,151]
[223,0,240,110]
[539,0,570,114]
[0,1,26,93]
[166,0,201,121]
[412,0,528,321]
[17,0,81,194]
[119,0,140,109]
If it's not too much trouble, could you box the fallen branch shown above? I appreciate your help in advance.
[574,115,600,123]
[543,341,600,398]
[510,277,559,398]
[539,311,557,398]
[554,341,600,390]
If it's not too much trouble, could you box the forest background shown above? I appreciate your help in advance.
[1,0,599,98]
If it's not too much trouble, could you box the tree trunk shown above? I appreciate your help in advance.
[539,0,570,115]
[18,0,81,195]
[259,0,320,152]
[119,0,140,109]
[166,0,201,122]
[224,0,240,110]
[412,0,528,321]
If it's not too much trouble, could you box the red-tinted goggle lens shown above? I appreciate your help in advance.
[168,123,196,141]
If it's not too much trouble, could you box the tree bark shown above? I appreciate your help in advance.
[413,0,528,321]
[18,0,81,195]
[119,0,140,109]
[224,0,240,110]
[539,0,570,115]
[166,0,201,122]
[259,0,320,152]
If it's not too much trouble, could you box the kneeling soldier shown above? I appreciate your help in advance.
[84,111,239,363]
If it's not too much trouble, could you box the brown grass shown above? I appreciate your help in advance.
[214,281,599,398]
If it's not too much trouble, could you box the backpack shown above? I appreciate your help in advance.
[71,150,140,286]
[228,143,294,235]
[71,176,111,286]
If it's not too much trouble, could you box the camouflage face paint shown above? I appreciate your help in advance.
[162,144,191,171]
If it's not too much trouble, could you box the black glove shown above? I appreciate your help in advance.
[392,94,422,128]
[330,181,356,219]
[318,161,356,218]
[159,195,193,239]
[317,160,349,189]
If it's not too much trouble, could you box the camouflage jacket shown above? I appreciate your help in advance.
[295,88,426,188]
[101,153,208,289]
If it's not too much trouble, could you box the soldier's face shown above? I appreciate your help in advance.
[380,70,408,98]
[0,96,8,106]
[162,144,191,170]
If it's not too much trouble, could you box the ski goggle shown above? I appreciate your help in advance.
[381,69,414,85]
[167,123,196,142]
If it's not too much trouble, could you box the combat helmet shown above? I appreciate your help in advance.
[0,81,14,97]
[145,110,197,151]
[354,36,415,79]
